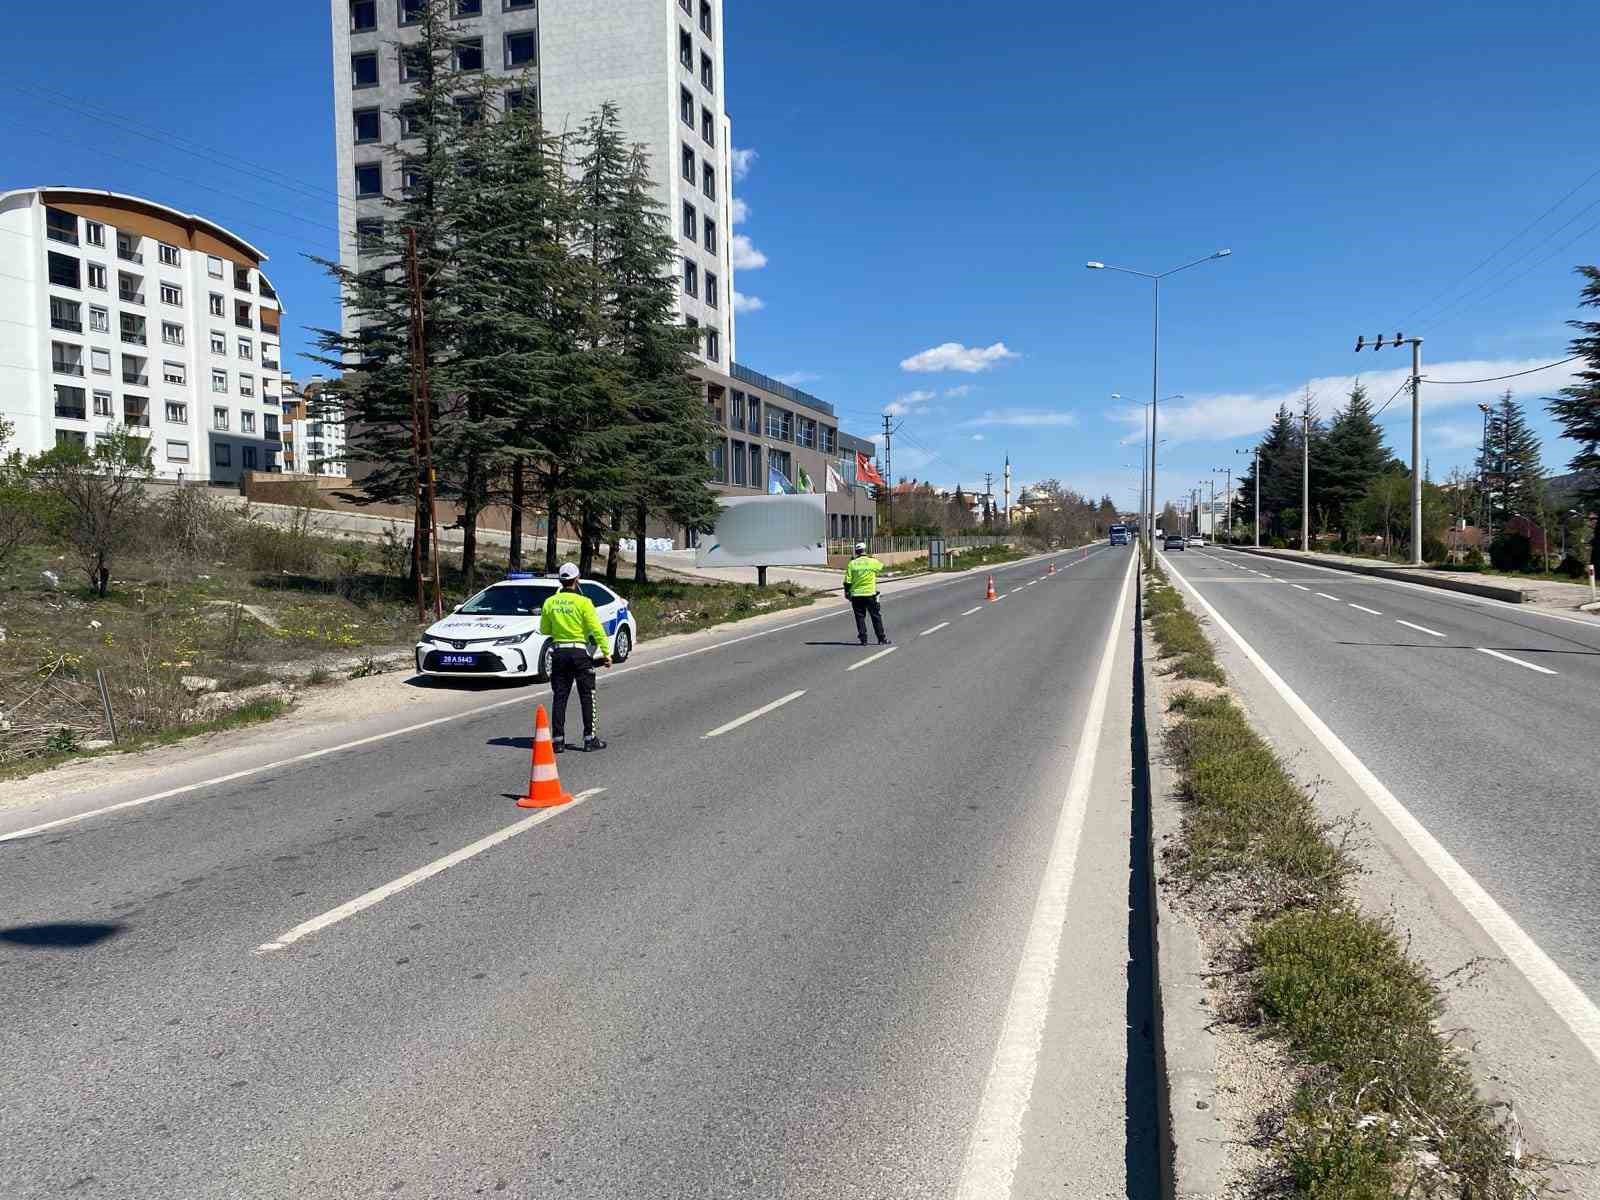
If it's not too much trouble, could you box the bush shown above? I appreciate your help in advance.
[1421,535,1448,564]
[241,514,321,575]
[1557,554,1585,579]
[156,486,243,564]
[1488,531,1532,572]
[1462,547,1485,568]
[1270,537,1288,549]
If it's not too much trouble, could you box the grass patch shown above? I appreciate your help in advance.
[605,578,814,636]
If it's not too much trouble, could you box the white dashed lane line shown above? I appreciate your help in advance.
[962,606,983,616]
[1292,584,1311,592]
[1396,619,1446,638]
[847,646,899,672]
[703,691,808,739]
[1315,592,1342,602]
[1348,604,1383,616]
[1477,648,1558,676]
[921,622,950,637]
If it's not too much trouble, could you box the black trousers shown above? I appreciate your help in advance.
[549,646,597,740]
[850,595,887,643]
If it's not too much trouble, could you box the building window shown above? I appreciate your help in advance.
[505,31,536,68]
[240,373,256,397]
[88,306,109,334]
[162,322,184,346]
[455,38,483,72]
[243,446,257,470]
[166,401,188,424]
[705,272,719,308]
[400,44,428,82]
[683,260,698,298]
[731,439,746,485]
[87,263,106,291]
[214,407,230,430]
[701,1,714,37]
[48,252,80,289]
[704,218,717,254]
[821,425,837,454]
[85,221,105,248]
[350,0,377,30]
[50,296,83,332]
[239,337,254,360]
[399,103,426,137]
[702,161,715,199]
[94,390,114,417]
[263,342,278,369]
[124,396,150,429]
[705,328,720,362]
[701,107,715,146]
[354,107,381,143]
[90,348,111,375]
[504,88,533,113]
[212,370,228,394]
[56,429,88,448]
[51,342,85,377]
[166,439,190,462]
[679,0,691,13]
[54,385,87,420]
[214,442,231,467]
[119,314,146,345]
[747,396,759,431]
[210,330,227,355]
[209,293,225,317]
[242,411,257,433]
[122,353,148,385]
[355,162,383,197]
[206,255,224,279]
[160,282,183,306]
[769,448,791,483]
[709,439,725,483]
[163,361,186,386]
[796,416,816,449]
[765,405,788,441]
[356,218,385,252]
[118,272,144,304]
[681,87,695,127]
[749,442,761,486]
[682,202,697,240]
[681,145,696,183]
[46,208,79,244]
[398,0,424,24]
[701,52,714,92]
[679,28,693,69]
[455,96,484,126]
[455,0,482,14]
[506,0,535,8]
[158,243,182,267]
[352,52,379,88]
[730,389,744,431]
[264,414,279,439]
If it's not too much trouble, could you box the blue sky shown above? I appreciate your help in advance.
[5,0,1597,513]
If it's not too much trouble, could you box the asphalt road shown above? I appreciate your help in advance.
[0,545,1151,1199]
[1164,546,1600,1000]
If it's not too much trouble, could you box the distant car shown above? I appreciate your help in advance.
[414,574,637,682]
[1187,535,1205,547]
[1163,534,1186,551]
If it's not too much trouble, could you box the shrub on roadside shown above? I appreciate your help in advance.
[1557,554,1585,579]
[1488,531,1532,573]
[1422,535,1449,564]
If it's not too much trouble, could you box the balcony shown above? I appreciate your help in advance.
[119,290,144,305]
[235,317,253,330]
[51,317,83,333]
[120,332,147,346]
[262,357,280,371]
[122,373,149,387]
[123,415,151,429]
[53,361,85,378]
[117,246,144,264]
[54,402,87,420]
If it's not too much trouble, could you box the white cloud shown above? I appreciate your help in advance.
[777,371,819,386]
[731,147,758,181]
[900,341,1021,374]
[1104,357,1581,450]
[883,389,936,417]
[960,408,1080,428]
[971,433,986,442]
[945,384,974,398]
[731,234,767,270]
[733,291,765,314]
[730,197,750,225]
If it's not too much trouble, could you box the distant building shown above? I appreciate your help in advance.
[0,187,284,483]
[280,373,347,477]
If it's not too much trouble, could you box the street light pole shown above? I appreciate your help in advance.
[1089,250,1232,555]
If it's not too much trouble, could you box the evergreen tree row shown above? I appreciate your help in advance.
[311,0,717,590]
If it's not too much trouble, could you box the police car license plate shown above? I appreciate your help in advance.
[440,653,477,668]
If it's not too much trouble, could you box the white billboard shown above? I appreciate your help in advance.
[695,494,828,567]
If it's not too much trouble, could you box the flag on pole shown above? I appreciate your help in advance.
[768,463,796,495]
[796,466,814,493]
[856,452,885,488]
[826,464,844,493]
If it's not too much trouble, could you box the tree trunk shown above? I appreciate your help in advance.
[461,451,482,592]
[543,471,559,574]
[604,506,622,585]
[508,460,524,571]
[633,499,648,584]
[577,503,595,576]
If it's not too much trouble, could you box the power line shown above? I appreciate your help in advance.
[1422,356,1579,385]
[1371,376,1412,419]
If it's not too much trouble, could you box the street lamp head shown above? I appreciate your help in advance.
[1085,261,1105,270]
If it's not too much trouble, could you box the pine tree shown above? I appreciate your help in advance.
[1479,389,1545,527]
[1320,381,1392,540]
[1549,264,1600,564]
[1256,405,1299,539]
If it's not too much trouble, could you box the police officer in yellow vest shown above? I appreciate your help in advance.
[539,563,612,753]
[843,542,891,646]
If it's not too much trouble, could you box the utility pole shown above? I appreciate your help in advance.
[1213,467,1231,543]
[1003,455,1012,525]
[1237,445,1260,547]
[1301,403,1311,553]
[1355,332,1424,566]
[882,414,894,538]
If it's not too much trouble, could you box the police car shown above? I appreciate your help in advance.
[414,573,637,682]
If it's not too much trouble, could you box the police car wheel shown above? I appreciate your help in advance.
[612,627,633,663]
[538,642,555,681]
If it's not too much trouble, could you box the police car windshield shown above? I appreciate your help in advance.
[459,585,558,616]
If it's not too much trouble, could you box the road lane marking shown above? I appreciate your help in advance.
[1348,603,1383,616]
[702,691,807,739]
[1477,647,1558,676]
[1025,580,1037,587]
[956,546,1135,1199]
[1315,592,1342,601]
[962,606,983,616]
[1292,584,1311,591]
[846,646,898,672]
[1396,619,1446,638]
[921,622,951,637]
[254,788,606,954]
[1160,553,1600,1068]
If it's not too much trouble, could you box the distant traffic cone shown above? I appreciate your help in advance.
[517,705,574,809]
[986,575,997,602]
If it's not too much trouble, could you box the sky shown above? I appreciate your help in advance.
[4,0,1598,514]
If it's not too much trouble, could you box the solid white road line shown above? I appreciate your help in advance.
[1396,619,1446,638]
[921,622,951,637]
[1477,647,1559,676]
[1292,584,1311,591]
[255,788,606,954]
[1315,592,1342,601]
[962,606,984,616]
[702,691,808,739]
[1348,603,1383,616]
[1161,554,1600,1067]
[846,646,898,672]
[955,547,1135,1200]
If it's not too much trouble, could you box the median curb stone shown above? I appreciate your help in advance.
[1234,546,1528,603]
[1138,568,1227,1200]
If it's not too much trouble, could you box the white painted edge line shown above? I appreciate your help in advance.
[1348,603,1383,616]
[702,690,808,739]
[962,606,984,616]
[921,622,951,637]
[1315,592,1342,602]
[1477,647,1559,676]
[255,787,606,954]
[955,546,1135,1199]
[1292,584,1311,591]
[1160,553,1600,1066]
[846,645,898,672]
[1396,619,1446,638]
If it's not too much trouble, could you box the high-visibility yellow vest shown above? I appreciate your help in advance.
[845,556,885,597]
[539,591,611,654]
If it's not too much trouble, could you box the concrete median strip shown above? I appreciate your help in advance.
[254,788,606,954]
[702,691,807,738]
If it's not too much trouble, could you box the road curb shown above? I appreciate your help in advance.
[1231,546,1528,603]
[1138,566,1227,1200]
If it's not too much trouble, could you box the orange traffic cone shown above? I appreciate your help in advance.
[986,575,998,602]
[517,704,574,809]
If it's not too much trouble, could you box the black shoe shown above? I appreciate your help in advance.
[552,737,565,754]
[584,736,607,752]
[859,637,868,645]
[878,638,892,645]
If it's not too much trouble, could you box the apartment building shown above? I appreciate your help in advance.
[279,373,348,477]
[0,188,284,483]
[331,0,735,366]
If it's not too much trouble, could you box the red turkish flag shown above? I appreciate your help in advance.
[856,452,885,487]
